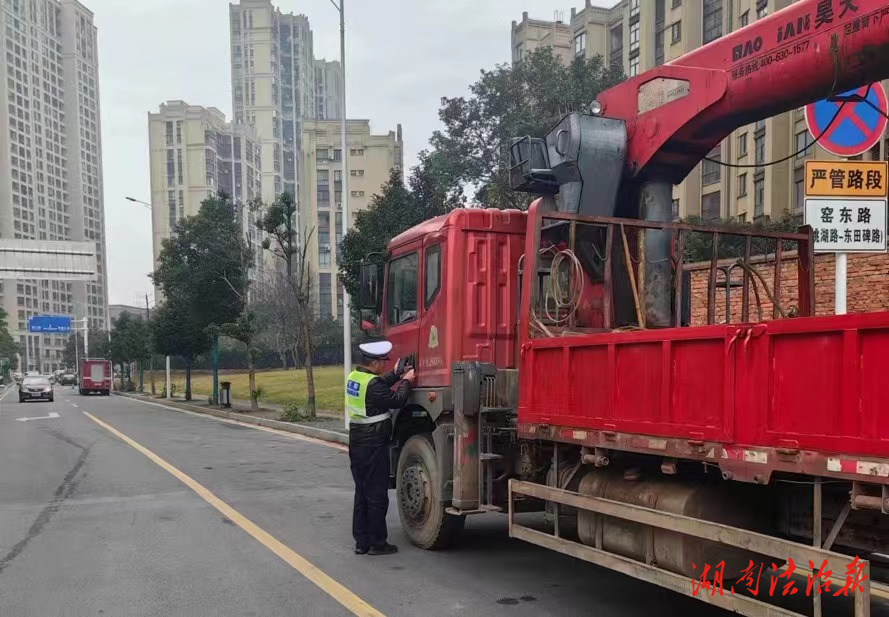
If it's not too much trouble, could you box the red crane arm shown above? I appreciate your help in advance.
[595,0,889,184]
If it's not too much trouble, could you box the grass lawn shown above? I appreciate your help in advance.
[145,365,345,412]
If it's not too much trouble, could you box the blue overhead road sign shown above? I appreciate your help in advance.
[28,315,72,333]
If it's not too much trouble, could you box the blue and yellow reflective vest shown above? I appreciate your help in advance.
[345,370,391,424]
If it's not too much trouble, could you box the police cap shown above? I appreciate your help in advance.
[359,341,393,361]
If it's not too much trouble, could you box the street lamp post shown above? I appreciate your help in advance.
[330,0,351,429]
[126,197,165,398]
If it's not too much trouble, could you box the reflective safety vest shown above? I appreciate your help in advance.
[345,370,390,424]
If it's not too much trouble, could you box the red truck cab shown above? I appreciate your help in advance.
[79,358,111,396]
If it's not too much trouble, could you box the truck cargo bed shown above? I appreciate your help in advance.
[518,311,889,476]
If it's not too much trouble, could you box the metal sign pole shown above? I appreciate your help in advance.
[835,252,847,315]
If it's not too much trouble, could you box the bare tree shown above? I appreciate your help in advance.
[253,192,319,420]
[292,226,317,419]
[252,270,300,369]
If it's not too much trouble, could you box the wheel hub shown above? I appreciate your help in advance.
[400,461,431,524]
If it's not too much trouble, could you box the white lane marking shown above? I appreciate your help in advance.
[110,394,347,452]
[71,403,78,408]
[16,412,60,422]
[0,385,16,416]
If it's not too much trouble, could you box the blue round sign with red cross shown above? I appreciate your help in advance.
[805,83,888,158]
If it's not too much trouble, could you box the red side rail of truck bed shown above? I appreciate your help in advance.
[518,311,889,483]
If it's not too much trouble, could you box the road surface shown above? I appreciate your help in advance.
[0,385,884,616]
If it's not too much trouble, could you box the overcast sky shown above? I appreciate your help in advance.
[97,0,615,306]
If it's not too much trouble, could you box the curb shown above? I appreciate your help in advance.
[116,392,349,446]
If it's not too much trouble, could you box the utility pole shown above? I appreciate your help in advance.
[146,294,155,396]
[165,355,172,399]
[331,0,352,429]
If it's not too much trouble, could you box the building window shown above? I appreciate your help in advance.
[351,190,365,197]
[316,149,328,163]
[574,32,586,56]
[756,0,768,19]
[737,133,747,157]
[350,169,364,177]
[754,130,766,166]
[795,129,813,159]
[701,148,721,185]
[630,0,640,17]
[350,148,364,156]
[165,121,173,146]
[671,198,680,220]
[319,273,332,317]
[702,0,723,44]
[702,192,721,221]
[672,0,681,6]
[794,167,804,213]
[335,212,343,245]
[630,22,640,52]
[671,21,682,44]
[333,149,342,161]
[387,252,418,326]
[740,10,749,27]
[318,212,330,245]
[609,26,623,68]
[753,175,764,217]
[738,173,747,196]
[424,245,441,308]
[629,55,639,77]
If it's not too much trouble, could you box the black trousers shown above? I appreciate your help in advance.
[349,440,390,549]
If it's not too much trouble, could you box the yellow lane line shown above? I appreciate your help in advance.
[82,411,383,617]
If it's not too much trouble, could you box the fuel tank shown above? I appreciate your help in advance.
[576,469,777,579]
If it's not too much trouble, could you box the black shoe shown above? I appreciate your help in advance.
[368,543,398,556]
[354,545,369,555]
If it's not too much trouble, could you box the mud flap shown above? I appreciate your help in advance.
[432,422,455,504]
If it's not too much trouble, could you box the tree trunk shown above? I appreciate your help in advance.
[302,319,316,420]
[248,349,258,412]
[185,360,192,401]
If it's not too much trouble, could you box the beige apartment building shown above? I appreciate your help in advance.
[298,120,404,319]
[513,0,889,225]
[147,101,264,289]
[0,0,107,372]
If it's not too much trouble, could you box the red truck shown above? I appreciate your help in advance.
[79,358,112,396]
[355,2,889,614]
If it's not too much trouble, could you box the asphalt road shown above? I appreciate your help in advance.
[0,385,885,617]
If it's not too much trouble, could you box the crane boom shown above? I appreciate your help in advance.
[595,0,889,183]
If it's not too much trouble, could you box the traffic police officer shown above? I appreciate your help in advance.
[345,341,415,555]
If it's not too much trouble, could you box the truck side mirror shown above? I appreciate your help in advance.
[358,262,383,311]
[359,309,379,332]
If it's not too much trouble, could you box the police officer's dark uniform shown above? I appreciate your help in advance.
[345,341,413,555]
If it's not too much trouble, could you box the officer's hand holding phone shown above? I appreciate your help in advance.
[403,369,416,383]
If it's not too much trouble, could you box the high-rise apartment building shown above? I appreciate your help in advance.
[230,1,342,205]
[298,120,403,319]
[0,0,106,372]
[314,59,343,121]
[513,0,889,226]
[147,101,264,288]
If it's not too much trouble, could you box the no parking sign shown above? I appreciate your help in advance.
[805,83,889,158]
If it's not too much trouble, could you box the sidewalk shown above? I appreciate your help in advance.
[118,391,349,445]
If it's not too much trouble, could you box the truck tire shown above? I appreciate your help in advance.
[396,433,465,550]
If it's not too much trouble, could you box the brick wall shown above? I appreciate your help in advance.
[686,251,889,325]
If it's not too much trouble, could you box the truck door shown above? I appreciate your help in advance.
[384,250,420,374]
[418,241,445,386]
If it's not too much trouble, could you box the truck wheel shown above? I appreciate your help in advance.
[396,433,465,550]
